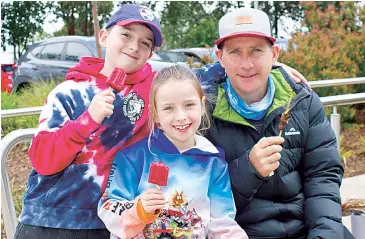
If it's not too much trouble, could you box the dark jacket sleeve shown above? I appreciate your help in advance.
[303,92,344,238]
[228,151,267,211]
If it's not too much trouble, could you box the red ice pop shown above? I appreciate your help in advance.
[106,67,127,92]
[148,162,169,187]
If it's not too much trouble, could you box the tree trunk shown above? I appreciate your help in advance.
[92,1,102,58]
[84,1,88,36]
[68,9,76,35]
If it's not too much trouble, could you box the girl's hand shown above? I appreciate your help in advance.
[140,188,166,214]
[275,62,311,89]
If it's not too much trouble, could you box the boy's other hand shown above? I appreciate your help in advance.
[275,62,311,89]
[249,136,284,177]
[140,188,166,214]
[88,89,116,124]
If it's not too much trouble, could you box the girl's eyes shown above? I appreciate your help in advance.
[186,103,196,108]
[163,106,173,111]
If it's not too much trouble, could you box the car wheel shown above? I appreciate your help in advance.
[16,83,31,94]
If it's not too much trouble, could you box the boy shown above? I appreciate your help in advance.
[15,4,163,239]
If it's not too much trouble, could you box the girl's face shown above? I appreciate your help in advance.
[155,79,204,152]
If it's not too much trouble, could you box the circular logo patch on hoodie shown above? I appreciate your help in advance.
[123,92,145,122]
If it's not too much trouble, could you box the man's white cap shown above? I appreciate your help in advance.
[215,8,276,46]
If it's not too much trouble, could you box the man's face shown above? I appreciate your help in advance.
[100,23,154,74]
[216,36,279,104]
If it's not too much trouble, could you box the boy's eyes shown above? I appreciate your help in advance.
[121,33,151,49]
[121,33,131,38]
[142,41,151,48]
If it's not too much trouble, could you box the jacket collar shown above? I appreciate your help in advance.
[212,67,311,127]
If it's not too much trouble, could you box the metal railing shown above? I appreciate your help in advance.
[1,128,37,239]
[1,77,365,239]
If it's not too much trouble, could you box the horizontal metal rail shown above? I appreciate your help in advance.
[1,106,43,119]
[310,77,365,88]
[2,93,364,118]
[321,93,365,107]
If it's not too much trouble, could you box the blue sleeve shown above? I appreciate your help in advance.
[98,151,146,238]
[207,158,248,238]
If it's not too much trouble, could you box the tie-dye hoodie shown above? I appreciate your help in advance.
[19,57,155,229]
[98,129,248,239]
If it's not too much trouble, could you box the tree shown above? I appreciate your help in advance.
[256,1,303,37]
[53,1,113,36]
[1,1,50,60]
[279,2,365,122]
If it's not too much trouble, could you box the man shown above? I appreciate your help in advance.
[195,8,350,239]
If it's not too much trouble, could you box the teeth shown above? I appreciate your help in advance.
[174,124,190,130]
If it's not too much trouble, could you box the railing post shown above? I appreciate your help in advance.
[1,128,37,239]
[330,106,341,152]
[351,212,365,238]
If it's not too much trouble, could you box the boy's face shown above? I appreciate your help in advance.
[100,23,154,74]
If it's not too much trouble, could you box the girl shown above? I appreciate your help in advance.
[98,65,248,239]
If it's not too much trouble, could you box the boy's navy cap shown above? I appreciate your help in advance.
[105,4,163,47]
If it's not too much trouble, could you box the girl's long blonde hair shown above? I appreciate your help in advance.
[148,65,211,150]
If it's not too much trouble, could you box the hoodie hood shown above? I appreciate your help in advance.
[150,128,223,157]
[65,57,106,83]
[65,56,153,86]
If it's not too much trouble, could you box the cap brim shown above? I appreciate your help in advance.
[116,20,163,47]
[215,32,276,46]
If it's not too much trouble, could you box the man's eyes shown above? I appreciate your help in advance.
[230,49,240,54]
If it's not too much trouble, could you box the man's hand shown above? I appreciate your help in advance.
[140,188,166,214]
[275,62,311,89]
[88,89,115,124]
[249,137,284,177]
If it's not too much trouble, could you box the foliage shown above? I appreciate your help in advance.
[1,1,50,60]
[280,2,365,122]
[257,1,303,37]
[1,80,56,136]
[53,1,113,36]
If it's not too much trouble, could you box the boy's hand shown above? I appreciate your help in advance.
[249,136,284,177]
[275,62,311,89]
[88,89,115,124]
[140,188,166,214]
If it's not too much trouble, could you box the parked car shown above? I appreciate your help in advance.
[1,52,15,93]
[168,47,218,65]
[1,64,15,93]
[275,38,289,51]
[12,36,175,93]
[156,50,188,63]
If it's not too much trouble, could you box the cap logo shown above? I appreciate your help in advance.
[235,16,252,25]
[139,7,155,22]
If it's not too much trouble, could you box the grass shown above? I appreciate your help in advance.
[1,80,57,136]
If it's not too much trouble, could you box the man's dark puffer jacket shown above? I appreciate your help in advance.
[195,63,344,239]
